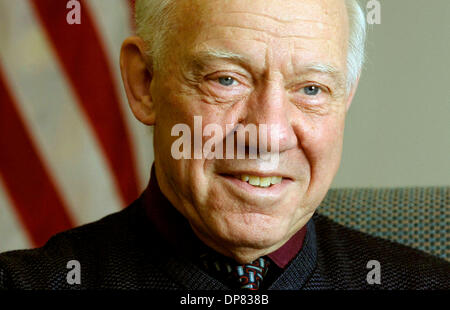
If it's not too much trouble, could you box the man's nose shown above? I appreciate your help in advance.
[239,82,298,154]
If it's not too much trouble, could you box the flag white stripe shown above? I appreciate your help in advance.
[0,0,122,227]
[86,0,154,190]
[0,179,31,252]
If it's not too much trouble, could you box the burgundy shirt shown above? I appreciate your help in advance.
[142,166,306,269]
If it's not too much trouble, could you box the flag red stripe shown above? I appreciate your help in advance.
[0,64,75,247]
[30,0,140,206]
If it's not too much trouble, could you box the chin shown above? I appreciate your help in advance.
[215,214,290,251]
[219,230,288,264]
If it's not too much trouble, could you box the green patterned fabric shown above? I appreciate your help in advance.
[317,187,449,261]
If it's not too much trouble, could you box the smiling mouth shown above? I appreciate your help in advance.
[221,174,284,188]
[238,174,283,188]
[218,172,294,200]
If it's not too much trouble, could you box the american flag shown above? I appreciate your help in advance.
[0,0,154,252]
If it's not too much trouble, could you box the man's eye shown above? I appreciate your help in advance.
[300,85,321,96]
[217,76,237,87]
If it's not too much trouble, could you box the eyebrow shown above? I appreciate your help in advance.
[304,63,339,74]
[189,48,250,70]
[301,63,347,89]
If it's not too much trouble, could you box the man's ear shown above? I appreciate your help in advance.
[120,36,155,125]
[346,75,360,112]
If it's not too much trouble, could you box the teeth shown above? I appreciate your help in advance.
[241,175,249,182]
[248,176,260,186]
[239,174,283,188]
[271,176,282,184]
[259,177,271,187]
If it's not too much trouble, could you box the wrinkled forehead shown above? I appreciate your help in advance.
[176,0,348,23]
[171,0,349,68]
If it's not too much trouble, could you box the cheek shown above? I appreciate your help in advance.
[301,114,345,179]
[152,83,228,200]
[319,118,345,159]
[293,114,345,210]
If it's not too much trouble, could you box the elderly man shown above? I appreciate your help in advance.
[0,0,448,290]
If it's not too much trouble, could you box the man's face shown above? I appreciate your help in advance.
[150,0,351,262]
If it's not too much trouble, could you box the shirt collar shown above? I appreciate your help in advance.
[141,165,307,269]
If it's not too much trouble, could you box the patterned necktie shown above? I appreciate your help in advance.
[200,254,270,290]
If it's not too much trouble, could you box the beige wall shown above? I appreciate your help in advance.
[332,0,450,188]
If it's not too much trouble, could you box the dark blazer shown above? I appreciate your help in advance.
[0,193,449,290]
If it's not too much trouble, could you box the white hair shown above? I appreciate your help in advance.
[344,0,367,91]
[135,0,366,92]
